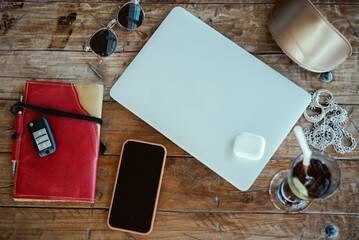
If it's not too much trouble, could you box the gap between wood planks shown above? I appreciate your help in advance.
[0,150,357,160]
[1,0,359,6]
[1,98,359,105]
[0,49,358,55]
[0,205,358,216]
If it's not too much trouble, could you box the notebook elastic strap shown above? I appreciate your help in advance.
[10,102,103,125]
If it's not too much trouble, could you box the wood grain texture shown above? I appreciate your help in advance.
[0,207,358,240]
[1,100,359,157]
[0,52,358,103]
[0,3,358,53]
[0,153,358,214]
[1,0,359,6]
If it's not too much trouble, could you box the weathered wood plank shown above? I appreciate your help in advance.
[0,101,359,158]
[0,153,358,213]
[1,0,359,7]
[0,52,358,103]
[1,100,359,157]
[0,207,358,240]
[0,3,358,53]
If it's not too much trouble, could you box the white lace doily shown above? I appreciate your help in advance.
[303,89,356,154]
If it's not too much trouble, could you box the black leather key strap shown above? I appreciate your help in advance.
[10,102,102,125]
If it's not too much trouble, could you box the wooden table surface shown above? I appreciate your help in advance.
[0,0,359,239]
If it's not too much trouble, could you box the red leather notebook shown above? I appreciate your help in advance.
[13,80,103,202]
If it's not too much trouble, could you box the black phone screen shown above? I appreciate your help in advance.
[108,140,166,233]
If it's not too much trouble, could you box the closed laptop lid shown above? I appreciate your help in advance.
[110,7,311,190]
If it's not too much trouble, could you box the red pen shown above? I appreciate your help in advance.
[11,96,23,175]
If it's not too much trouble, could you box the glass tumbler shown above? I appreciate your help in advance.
[269,150,341,212]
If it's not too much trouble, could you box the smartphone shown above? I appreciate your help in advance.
[107,139,167,235]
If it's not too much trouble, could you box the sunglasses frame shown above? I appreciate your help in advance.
[116,0,146,31]
[84,0,145,59]
[85,24,118,59]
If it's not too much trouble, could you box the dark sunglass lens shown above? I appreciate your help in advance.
[118,3,144,30]
[89,29,117,57]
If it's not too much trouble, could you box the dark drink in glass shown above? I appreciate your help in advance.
[289,158,332,200]
[269,150,341,212]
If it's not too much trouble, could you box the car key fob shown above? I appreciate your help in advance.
[28,117,56,157]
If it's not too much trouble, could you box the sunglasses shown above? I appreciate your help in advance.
[85,0,145,57]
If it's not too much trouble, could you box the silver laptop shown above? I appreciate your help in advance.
[110,7,311,190]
